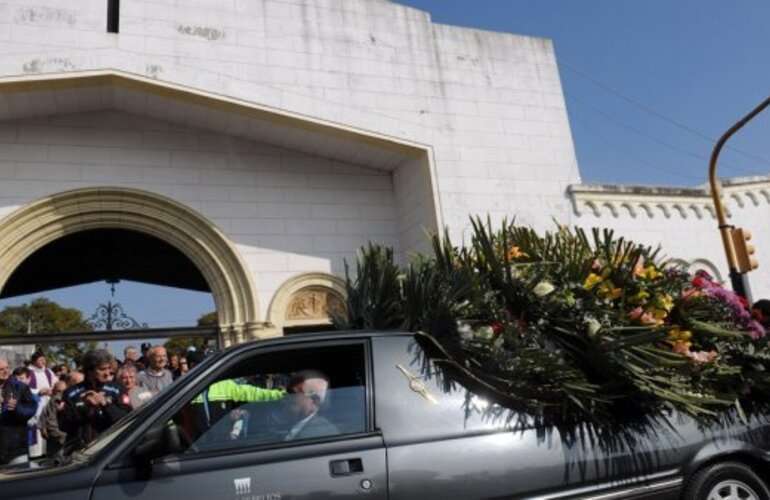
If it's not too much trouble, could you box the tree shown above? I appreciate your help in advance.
[163,311,218,354]
[0,297,95,366]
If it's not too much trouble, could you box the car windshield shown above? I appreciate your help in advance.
[73,351,223,460]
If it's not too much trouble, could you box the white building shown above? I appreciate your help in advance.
[0,0,765,344]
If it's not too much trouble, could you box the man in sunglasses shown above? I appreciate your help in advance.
[284,370,338,441]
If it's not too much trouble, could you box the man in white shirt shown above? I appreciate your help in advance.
[27,351,58,458]
[136,346,173,395]
[28,351,57,398]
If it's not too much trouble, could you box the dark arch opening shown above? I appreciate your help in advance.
[1,228,210,298]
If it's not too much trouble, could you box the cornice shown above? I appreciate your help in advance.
[567,176,770,220]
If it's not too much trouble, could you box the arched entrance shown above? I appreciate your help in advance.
[0,187,261,346]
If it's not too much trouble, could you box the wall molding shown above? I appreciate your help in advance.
[567,176,770,220]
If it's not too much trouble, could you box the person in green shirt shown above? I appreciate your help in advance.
[188,378,286,443]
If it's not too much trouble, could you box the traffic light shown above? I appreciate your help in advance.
[731,227,759,273]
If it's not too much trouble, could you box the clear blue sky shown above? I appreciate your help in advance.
[401,0,770,187]
[3,0,770,350]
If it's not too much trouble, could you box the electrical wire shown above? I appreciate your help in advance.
[560,59,770,170]
[566,92,764,176]
[567,107,704,182]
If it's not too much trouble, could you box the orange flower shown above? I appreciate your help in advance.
[507,246,528,260]
[598,281,622,300]
[680,288,702,300]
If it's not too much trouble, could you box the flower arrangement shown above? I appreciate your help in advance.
[336,218,770,428]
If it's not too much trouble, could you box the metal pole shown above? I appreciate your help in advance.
[709,95,770,298]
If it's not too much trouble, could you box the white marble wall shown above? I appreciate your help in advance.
[0,111,400,318]
[0,0,579,239]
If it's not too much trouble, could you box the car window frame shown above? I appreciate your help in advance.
[110,337,377,467]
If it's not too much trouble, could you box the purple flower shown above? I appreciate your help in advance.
[749,320,766,340]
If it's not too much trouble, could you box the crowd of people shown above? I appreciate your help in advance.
[0,343,205,465]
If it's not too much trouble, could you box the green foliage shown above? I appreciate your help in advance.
[334,243,404,330]
[163,311,217,354]
[197,311,218,326]
[0,297,95,366]
[341,217,770,428]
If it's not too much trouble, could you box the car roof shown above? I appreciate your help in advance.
[224,329,414,353]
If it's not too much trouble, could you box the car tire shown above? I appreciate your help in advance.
[683,461,770,500]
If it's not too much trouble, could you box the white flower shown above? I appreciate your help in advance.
[457,321,474,340]
[583,316,602,338]
[474,326,494,340]
[493,335,505,348]
[533,281,555,297]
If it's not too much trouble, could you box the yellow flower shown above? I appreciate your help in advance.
[632,257,645,277]
[583,273,603,290]
[650,308,668,320]
[598,281,622,300]
[668,327,693,343]
[656,294,675,312]
[644,265,661,280]
[628,290,650,305]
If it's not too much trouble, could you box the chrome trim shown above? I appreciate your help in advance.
[583,478,682,500]
[537,470,682,499]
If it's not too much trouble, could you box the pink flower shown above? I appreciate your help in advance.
[629,307,661,325]
[639,311,660,325]
[688,350,719,365]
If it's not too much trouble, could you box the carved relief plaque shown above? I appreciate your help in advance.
[285,288,346,321]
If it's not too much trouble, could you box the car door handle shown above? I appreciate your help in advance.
[329,458,364,476]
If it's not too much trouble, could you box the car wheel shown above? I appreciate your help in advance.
[683,461,770,500]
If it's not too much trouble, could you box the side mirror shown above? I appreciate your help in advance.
[132,422,184,465]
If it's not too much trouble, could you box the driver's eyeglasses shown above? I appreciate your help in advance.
[293,392,322,405]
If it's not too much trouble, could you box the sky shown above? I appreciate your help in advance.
[400,0,770,187]
[3,0,770,353]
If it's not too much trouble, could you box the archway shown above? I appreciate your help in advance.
[0,187,260,346]
[267,273,347,334]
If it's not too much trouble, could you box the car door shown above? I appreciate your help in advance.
[373,335,682,499]
[91,339,387,500]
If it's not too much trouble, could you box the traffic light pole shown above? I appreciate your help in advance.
[708,94,770,300]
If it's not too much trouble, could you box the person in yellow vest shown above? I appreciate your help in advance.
[188,378,285,443]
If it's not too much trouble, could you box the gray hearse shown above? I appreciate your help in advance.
[2,331,770,499]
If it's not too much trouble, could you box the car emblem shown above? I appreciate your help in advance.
[234,477,251,496]
[396,364,438,404]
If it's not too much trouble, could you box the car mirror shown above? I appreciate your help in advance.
[131,422,184,465]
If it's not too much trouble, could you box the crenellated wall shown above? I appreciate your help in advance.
[568,177,770,301]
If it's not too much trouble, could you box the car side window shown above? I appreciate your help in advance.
[168,342,368,455]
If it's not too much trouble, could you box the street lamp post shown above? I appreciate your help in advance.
[709,95,770,301]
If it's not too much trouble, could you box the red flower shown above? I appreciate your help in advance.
[692,276,707,288]
[490,322,503,334]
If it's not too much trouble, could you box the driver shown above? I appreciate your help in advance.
[60,350,132,447]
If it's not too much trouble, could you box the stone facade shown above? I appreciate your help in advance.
[0,0,764,341]
[568,177,770,301]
